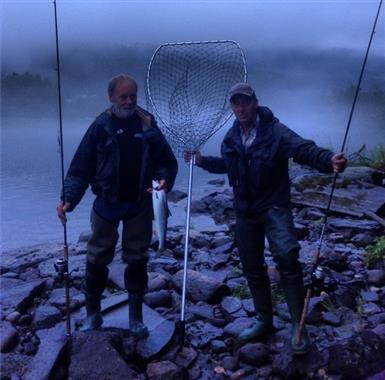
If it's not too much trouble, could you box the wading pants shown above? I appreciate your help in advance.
[236,205,304,320]
[86,197,153,293]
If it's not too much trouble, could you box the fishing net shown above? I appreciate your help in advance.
[146,40,247,156]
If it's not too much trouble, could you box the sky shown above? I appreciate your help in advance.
[2,0,384,72]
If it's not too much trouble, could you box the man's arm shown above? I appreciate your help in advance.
[278,124,346,173]
[57,123,98,223]
[184,150,228,174]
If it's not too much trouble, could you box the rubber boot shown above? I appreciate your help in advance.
[80,261,109,332]
[129,292,148,339]
[280,275,311,355]
[239,276,274,342]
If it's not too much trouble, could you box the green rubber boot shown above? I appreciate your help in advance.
[129,293,149,339]
[239,280,274,342]
[280,275,311,355]
[80,261,108,332]
[80,294,103,331]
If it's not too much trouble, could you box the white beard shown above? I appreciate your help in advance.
[111,105,136,119]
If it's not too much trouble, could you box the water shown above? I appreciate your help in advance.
[1,111,383,252]
[0,116,225,252]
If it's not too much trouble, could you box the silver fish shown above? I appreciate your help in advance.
[152,180,170,252]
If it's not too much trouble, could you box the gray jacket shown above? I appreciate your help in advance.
[199,106,333,217]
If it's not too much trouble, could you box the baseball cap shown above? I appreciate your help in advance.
[228,83,256,101]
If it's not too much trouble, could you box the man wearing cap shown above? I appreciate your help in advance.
[185,83,347,355]
[57,74,178,337]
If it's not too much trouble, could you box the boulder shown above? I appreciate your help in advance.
[237,343,270,366]
[172,269,230,303]
[68,331,138,380]
[223,317,255,338]
[167,190,187,203]
[144,290,172,308]
[148,272,170,292]
[33,305,62,329]
[186,320,223,348]
[367,270,385,286]
[0,322,19,353]
[221,296,247,321]
[0,353,32,379]
[1,278,46,313]
[328,330,385,379]
[24,324,67,380]
[175,346,198,369]
[147,360,182,380]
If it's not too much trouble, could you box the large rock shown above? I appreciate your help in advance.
[32,305,62,329]
[328,330,385,379]
[147,360,182,380]
[144,290,172,308]
[328,217,381,235]
[175,346,198,369]
[0,322,18,353]
[221,296,247,321]
[351,231,377,247]
[148,272,170,291]
[0,353,33,379]
[100,299,175,361]
[68,331,138,380]
[237,343,270,366]
[1,244,64,273]
[186,320,223,348]
[223,317,255,338]
[367,270,385,286]
[338,166,384,186]
[167,189,187,203]
[272,344,328,378]
[1,278,46,313]
[24,324,67,380]
[48,287,84,312]
[172,270,230,304]
[189,303,215,320]
[190,200,208,214]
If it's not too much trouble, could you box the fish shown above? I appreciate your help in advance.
[152,180,170,252]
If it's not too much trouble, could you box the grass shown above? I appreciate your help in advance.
[231,264,243,277]
[355,295,365,328]
[349,144,385,171]
[232,284,251,299]
[271,283,285,305]
[363,236,385,269]
[321,297,338,313]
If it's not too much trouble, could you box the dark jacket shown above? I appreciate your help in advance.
[199,106,333,217]
[62,106,178,211]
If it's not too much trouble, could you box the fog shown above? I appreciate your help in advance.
[2,1,385,153]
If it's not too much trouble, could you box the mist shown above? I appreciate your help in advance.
[2,1,384,154]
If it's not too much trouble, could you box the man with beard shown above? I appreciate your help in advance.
[57,74,177,337]
[185,83,347,354]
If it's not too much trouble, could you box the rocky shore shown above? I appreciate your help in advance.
[1,166,385,380]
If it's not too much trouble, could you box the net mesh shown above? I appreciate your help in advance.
[146,41,247,156]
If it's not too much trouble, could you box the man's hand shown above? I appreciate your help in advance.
[183,150,202,165]
[147,179,168,194]
[331,152,347,173]
[57,201,71,225]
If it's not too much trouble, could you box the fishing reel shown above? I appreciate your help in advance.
[54,258,68,278]
[310,265,337,293]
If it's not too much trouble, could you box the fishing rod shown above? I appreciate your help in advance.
[296,0,383,345]
[53,0,71,337]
